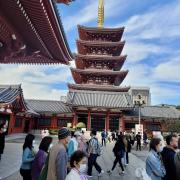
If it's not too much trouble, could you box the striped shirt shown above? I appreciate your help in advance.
[88,137,99,155]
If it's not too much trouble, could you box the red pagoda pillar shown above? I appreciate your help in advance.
[72,113,77,128]
[106,111,110,131]
[119,115,125,133]
[8,112,15,134]
[51,115,57,129]
[87,110,91,130]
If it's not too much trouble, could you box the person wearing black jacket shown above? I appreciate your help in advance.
[107,135,125,175]
[161,134,178,180]
[0,123,6,161]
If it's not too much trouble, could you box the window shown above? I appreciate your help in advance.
[14,118,23,127]
[77,114,87,126]
[57,119,71,127]
[146,124,161,131]
[109,117,119,131]
[91,115,105,131]
[38,118,51,126]
[125,123,136,129]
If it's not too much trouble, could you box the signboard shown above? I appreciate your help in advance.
[135,124,143,137]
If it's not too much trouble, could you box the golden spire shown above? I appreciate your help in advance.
[98,0,104,28]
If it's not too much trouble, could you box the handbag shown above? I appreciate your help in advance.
[39,153,49,180]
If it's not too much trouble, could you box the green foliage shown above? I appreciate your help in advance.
[167,120,180,133]
[76,122,86,129]
[176,106,180,110]
[49,128,75,135]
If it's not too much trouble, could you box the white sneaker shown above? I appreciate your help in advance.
[98,170,104,176]
[119,171,125,175]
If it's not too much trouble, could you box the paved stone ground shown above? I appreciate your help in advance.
[0,135,146,180]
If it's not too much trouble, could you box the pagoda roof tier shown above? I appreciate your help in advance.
[75,54,127,70]
[77,40,125,56]
[0,0,74,65]
[70,68,128,86]
[68,83,130,92]
[66,90,133,109]
[78,25,125,42]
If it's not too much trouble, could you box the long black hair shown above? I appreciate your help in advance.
[23,134,35,151]
[149,138,161,152]
[39,136,53,153]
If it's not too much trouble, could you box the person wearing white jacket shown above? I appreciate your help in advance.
[66,150,88,180]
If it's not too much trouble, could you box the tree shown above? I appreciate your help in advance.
[176,106,180,110]
[167,120,180,133]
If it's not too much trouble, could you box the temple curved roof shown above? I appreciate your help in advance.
[70,68,128,86]
[68,83,130,92]
[67,90,133,109]
[75,54,127,70]
[0,85,28,113]
[0,0,74,64]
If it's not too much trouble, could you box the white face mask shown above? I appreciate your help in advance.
[79,164,87,174]
[33,140,36,146]
[49,143,53,149]
[158,146,163,153]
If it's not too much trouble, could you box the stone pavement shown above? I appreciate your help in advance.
[0,135,146,180]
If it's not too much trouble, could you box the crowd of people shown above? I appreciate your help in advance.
[1,123,180,180]
[146,134,180,180]
[18,128,136,180]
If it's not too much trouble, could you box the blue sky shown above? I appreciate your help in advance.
[0,0,180,105]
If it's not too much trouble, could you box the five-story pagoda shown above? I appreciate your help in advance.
[67,0,133,131]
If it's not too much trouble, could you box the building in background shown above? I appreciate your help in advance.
[129,87,151,106]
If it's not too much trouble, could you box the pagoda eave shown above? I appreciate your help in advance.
[0,0,73,65]
[75,54,127,61]
[78,25,125,42]
[77,39,125,46]
[71,68,128,76]
[78,25,125,32]
[68,83,130,92]
[1,55,65,65]
[75,54,127,70]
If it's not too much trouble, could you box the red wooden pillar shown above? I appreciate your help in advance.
[72,113,77,128]
[8,113,15,134]
[51,116,57,129]
[87,110,91,130]
[106,111,110,131]
[119,115,125,133]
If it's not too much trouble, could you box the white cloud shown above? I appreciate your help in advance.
[22,83,68,100]
[0,64,71,100]
[153,56,180,82]
[122,41,168,63]
[121,0,180,40]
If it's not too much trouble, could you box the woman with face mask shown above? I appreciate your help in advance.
[146,138,166,180]
[31,136,53,180]
[20,134,35,180]
[65,150,88,180]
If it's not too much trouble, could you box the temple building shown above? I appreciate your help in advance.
[0,0,74,65]
[66,24,133,131]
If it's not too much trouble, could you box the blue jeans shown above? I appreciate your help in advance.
[88,154,102,176]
